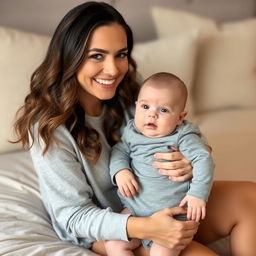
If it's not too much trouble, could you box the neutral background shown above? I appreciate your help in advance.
[0,0,256,42]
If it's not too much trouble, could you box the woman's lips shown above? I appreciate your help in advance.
[94,78,116,88]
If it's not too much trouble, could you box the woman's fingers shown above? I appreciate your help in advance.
[154,151,183,161]
[170,173,192,182]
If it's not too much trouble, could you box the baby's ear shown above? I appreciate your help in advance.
[178,111,187,125]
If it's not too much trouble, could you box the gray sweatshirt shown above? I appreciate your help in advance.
[29,107,133,248]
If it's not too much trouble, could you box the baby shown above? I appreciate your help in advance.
[106,72,215,256]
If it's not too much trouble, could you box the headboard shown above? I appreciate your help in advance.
[0,0,256,42]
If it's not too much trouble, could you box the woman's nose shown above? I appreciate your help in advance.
[104,57,118,76]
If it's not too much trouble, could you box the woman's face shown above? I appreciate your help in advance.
[77,23,129,115]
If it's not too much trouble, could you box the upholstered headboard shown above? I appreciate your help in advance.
[0,0,255,42]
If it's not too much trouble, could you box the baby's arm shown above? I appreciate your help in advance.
[115,169,140,198]
[179,195,206,222]
[177,122,215,222]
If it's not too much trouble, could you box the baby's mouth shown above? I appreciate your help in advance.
[145,122,157,128]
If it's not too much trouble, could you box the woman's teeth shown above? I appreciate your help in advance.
[95,78,115,85]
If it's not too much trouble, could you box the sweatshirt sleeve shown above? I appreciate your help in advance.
[178,123,215,201]
[29,124,130,247]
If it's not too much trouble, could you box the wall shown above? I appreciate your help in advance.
[0,0,255,42]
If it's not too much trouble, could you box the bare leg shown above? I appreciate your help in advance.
[92,241,149,256]
[180,241,219,256]
[104,238,141,256]
[150,242,180,256]
[195,181,256,256]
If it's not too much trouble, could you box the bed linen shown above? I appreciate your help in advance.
[0,150,230,255]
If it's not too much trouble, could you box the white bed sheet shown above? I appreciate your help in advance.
[0,150,229,256]
[0,150,98,256]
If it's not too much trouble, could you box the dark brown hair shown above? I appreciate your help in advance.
[13,1,139,163]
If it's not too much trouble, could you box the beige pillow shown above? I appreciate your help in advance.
[193,22,256,112]
[151,7,256,113]
[151,6,217,39]
[132,31,198,119]
[0,26,50,153]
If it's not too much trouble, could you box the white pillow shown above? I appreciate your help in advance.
[151,7,256,113]
[132,31,198,119]
[0,26,50,153]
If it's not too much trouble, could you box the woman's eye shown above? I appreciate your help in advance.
[89,54,103,60]
[117,52,128,58]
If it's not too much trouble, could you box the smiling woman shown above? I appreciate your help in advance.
[77,23,129,115]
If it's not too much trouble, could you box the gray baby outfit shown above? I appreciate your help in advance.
[110,119,214,247]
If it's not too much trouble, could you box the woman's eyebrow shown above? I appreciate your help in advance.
[86,47,128,53]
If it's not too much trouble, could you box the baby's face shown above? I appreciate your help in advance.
[134,84,185,138]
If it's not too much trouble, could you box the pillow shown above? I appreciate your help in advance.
[151,6,217,39]
[0,26,50,153]
[132,31,199,119]
[193,21,256,112]
[151,7,256,113]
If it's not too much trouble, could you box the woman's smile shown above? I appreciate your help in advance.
[93,78,116,87]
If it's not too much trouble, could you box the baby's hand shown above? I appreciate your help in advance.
[179,195,206,222]
[115,169,139,198]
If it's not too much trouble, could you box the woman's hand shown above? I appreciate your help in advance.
[127,207,199,251]
[153,146,192,182]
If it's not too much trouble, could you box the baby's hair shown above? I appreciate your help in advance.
[140,72,188,110]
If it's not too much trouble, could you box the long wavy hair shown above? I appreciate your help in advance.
[13,1,139,163]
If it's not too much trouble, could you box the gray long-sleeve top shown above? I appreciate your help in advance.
[110,119,215,217]
[29,107,133,247]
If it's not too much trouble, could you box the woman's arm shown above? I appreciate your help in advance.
[30,125,130,245]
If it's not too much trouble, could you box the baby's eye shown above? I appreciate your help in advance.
[141,104,149,110]
[160,108,169,113]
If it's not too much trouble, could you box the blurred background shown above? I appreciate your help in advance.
[0,0,256,42]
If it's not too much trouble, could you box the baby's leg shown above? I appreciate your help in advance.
[105,238,141,256]
[105,208,141,256]
[150,242,180,256]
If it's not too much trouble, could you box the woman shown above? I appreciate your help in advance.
[13,2,256,255]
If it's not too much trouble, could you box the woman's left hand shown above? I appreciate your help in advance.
[153,146,192,182]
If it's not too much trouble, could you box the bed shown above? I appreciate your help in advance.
[0,0,256,255]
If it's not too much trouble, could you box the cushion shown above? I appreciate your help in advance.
[0,26,50,153]
[151,6,217,38]
[198,108,256,182]
[151,7,256,113]
[132,31,199,119]
[193,21,256,112]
